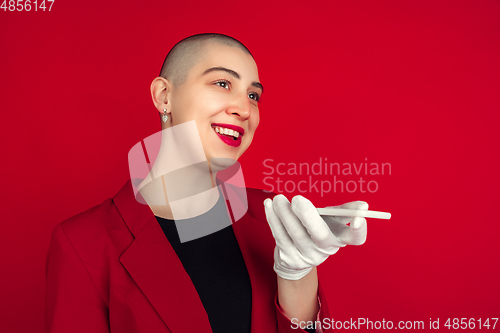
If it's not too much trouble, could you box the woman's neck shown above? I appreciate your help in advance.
[138,163,220,220]
[134,123,225,220]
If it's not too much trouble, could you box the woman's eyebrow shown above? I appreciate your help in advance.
[202,66,264,94]
[202,66,240,79]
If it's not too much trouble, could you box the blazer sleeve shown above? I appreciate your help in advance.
[45,223,110,333]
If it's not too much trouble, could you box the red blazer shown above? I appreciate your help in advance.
[45,179,332,332]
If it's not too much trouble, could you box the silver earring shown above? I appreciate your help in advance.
[162,109,168,123]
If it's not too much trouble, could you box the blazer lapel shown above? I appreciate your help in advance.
[113,179,278,333]
[220,183,278,333]
[232,213,278,333]
[114,179,213,333]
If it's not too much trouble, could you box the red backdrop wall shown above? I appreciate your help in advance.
[1,0,499,331]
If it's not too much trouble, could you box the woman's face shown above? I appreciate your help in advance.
[167,43,262,163]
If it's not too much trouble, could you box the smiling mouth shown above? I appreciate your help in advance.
[211,124,244,148]
[211,125,241,140]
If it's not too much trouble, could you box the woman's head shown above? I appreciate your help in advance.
[151,33,263,163]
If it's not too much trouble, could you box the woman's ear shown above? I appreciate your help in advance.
[150,77,172,115]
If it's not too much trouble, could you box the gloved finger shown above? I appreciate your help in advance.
[271,195,315,251]
[263,198,294,249]
[323,217,351,237]
[266,196,316,266]
[334,216,367,245]
[290,195,346,249]
[322,201,369,225]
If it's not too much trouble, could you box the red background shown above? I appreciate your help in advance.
[1,0,499,331]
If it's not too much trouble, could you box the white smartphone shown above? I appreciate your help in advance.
[316,208,391,220]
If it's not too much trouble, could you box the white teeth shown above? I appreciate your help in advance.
[213,126,241,138]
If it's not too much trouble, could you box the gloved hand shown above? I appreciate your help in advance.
[264,194,368,280]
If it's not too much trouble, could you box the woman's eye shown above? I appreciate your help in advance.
[248,92,261,102]
[215,80,230,89]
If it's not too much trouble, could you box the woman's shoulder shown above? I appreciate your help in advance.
[246,187,276,200]
[58,197,116,235]
[236,186,277,222]
[49,195,132,268]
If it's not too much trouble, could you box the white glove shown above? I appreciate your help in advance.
[264,194,368,280]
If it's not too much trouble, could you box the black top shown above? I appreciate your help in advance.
[155,191,317,333]
[155,192,252,333]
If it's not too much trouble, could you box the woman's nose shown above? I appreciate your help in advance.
[226,94,251,119]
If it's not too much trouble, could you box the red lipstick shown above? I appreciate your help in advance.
[212,123,245,135]
[211,123,244,148]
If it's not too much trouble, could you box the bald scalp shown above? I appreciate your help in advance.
[159,33,253,87]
